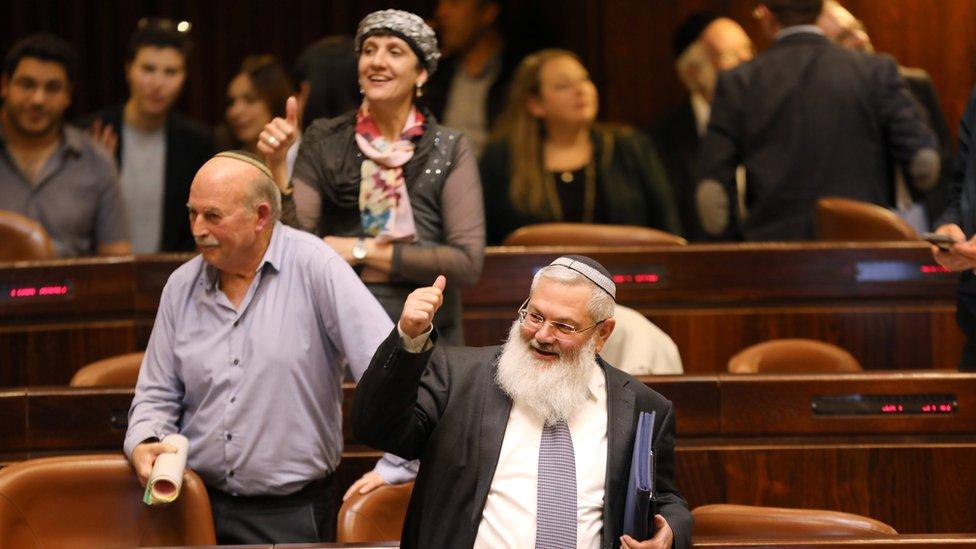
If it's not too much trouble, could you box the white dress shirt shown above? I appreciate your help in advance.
[474,364,609,549]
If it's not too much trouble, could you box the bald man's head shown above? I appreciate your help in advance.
[817,0,873,52]
[700,18,754,72]
[187,154,280,272]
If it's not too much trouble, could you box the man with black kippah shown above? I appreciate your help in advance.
[653,12,753,241]
[353,255,691,549]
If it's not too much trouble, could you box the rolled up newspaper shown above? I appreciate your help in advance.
[143,434,189,505]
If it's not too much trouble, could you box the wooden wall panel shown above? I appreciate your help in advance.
[681,444,976,535]
[0,1,972,142]
[0,322,143,387]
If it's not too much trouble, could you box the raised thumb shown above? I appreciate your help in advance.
[286,95,299,125]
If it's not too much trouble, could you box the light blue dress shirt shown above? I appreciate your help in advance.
[124,222,393,496]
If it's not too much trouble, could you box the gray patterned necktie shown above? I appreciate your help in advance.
[536,419,577,549]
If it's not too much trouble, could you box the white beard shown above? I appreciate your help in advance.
[494,320,598,425]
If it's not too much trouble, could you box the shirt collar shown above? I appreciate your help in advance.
[775,25,826,41]
[200,221,285,291]
[0,120,79,156]
[62,125,84,155]
[585,358,607,402]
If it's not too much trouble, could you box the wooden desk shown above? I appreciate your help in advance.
[0,243,964,385]
[3,373,974,533]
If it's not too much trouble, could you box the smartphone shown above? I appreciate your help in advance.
[922,232,958,252]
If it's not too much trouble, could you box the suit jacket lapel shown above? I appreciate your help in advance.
[471,353,513,523]
[602,359,635,548]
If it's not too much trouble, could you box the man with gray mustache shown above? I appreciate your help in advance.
[124,150,393,544]
[353,255,691,549]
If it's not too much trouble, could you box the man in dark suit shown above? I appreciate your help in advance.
[353,255,691,549]
[816,0,953,230]
[653,13,752,240]
[695,0,939,241]
[86,18,213,252]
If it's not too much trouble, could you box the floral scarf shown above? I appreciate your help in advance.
[355,106,425,242]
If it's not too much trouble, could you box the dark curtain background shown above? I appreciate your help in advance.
[2,0,975,141]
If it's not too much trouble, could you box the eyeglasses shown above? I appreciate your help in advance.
[517,299,606,339]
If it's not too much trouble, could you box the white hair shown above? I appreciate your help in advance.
[248,174,281,222]
[495,320,597,425]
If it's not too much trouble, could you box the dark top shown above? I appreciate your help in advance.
[352,328,693,549]
[288,109,485,345]
[651,100,708,240]
[84,105,215,252]
[698,31,937,241]
[480,126,681,245]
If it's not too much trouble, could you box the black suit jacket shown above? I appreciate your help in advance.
[698,31,937,240]
[353,329,692,549]
[652,101,707,240]
[86,106,214,251]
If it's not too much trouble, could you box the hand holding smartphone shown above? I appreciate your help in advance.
[922,232,959,252]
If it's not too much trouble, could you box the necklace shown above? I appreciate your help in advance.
[546,159,597,222]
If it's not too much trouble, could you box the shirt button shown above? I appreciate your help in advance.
[233,320,239,327]
[226,433,232,441]
[229,470,235,478]
[230,396,236,403]
[233,358,240,365]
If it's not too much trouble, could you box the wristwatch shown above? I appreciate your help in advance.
[352,238,368,264]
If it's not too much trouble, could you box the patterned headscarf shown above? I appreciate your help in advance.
[355,9,441,74]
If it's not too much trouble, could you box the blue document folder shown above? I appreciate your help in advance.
[623,410,657,539]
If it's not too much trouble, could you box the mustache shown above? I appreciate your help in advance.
[195,236,219,247]
[529,341,559,356]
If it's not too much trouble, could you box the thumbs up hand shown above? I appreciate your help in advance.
[399,276,447,339]
[257,95,299,165]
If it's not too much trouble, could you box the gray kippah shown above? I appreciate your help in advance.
[550,255,616,299]
[356,9,441,74]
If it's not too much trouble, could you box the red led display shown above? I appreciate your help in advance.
[612,273,660,284]
[919,265,951,274]
[4,284,71,299]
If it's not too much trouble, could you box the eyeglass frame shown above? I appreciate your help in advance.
[516,298,607,339]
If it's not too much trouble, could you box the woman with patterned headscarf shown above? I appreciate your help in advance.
[260,9,485,346]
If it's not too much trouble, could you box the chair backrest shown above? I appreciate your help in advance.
[728,338,862,374]
[815,197,919,241]
[502,222,687,246]
[0,210,55,261]
[692,504,898,537]
[337,481,413,542]
[70,352,144,387]
[0,454,216,548]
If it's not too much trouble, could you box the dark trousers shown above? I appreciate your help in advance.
[207,475,336,545]
[956,272,976,371]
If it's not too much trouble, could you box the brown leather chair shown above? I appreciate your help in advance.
[692,504,897,537]
[337,481,413,542]
[502,222,687,246]
[70,352,144,387]
[0,454,216,548]
[728,338,862,374]
[0,210,55,261]
[815,196,919,241]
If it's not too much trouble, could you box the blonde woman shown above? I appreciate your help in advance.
[481,48,680,244]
